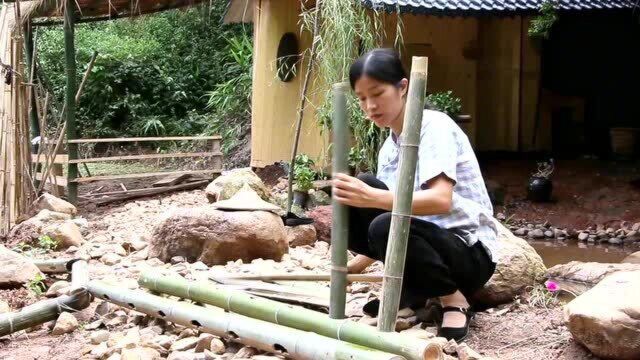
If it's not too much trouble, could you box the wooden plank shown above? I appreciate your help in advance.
[34,172,68,187]
[31,153,68,164]
[92,180,209,205]
[211,273,383,283]
[68,151,222,164]
[152,173,193,187]
[66,136,221,144]
[72,169,221,183]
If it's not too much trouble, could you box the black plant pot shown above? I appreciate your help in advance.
[293,190,309,208]
[527,176,553,202]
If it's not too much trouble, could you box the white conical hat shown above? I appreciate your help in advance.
[212,183,281,212]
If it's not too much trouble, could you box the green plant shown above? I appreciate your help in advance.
[294,154,317,192]
[37,235,59,252]
[528,1,558,39]
[426,91,462,119]
[13,242,32,253]
[28,274,47,296]
[526,283,559,308]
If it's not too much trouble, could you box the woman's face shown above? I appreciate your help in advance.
[354,75,408,129]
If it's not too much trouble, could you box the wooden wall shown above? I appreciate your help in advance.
[250,0,327,168]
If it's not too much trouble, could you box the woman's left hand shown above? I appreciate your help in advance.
[332,173,378,208]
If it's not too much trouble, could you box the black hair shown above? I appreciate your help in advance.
[348,48,407,90]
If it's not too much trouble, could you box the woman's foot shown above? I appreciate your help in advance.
[437,291,474,342]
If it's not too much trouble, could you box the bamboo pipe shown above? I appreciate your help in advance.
[88,281,403,360]
[330,82,350,319]
[139,272,443,360]
[378,57,428,332]
[63,0,79,203]
[212,273,383,283]
[32,258,79,274]
[70,259,89,290]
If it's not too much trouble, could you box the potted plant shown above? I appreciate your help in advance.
[527,158,554,202]
[426,91,464,121]
[293,154,317,207]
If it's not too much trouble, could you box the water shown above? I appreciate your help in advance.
[530,240,635,268]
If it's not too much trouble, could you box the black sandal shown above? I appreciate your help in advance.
[436,306,475,342]
[281,212,315,226]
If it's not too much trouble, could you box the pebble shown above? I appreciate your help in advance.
[85,319,104,330]
[609,237,623,245]
[178,328,198,339]
[529,229,545,239]
[46,281,71,297]
[443,339,458,354]
[399,328,434,340]
[496,213,506,221]
[170,337,199,352]
[90,342,112,358]
[90,330,110,344]
[171,256,187,264]
[544,230,553,238]
[234,346,259,358]
[167,351,206,360]
[51,312,78,335]
[456,343,483,360]
[101,253,122,265]
[121,347,161,360]
[578,232,589,241]
[514,228,527,236]
[0,301,10,314]
[195,333,216,352]
[632,223,640,232]
[209,338,226,354]
[106,353,122,360]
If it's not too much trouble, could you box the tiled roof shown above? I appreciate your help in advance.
[363,0,637,14]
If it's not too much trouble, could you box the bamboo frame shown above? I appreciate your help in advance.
[139,272,443,360]
[378,57,428,332]
[330,82,350,319]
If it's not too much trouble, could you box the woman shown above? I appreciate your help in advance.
[333,48,498,342]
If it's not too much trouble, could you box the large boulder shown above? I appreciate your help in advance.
[205,168,272,203]
[0,245,44,287]
[306,205,331,243]
[285,224,317,247]
[564,270,640,359]
[7,209,72,247]
[622,251,640,264]
[546,261,640,287]
[43,220,84,249]
[32,193,77,216]
[473,221,547,306]
[148,207,288,265]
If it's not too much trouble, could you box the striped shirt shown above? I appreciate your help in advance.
[377,109,499,261]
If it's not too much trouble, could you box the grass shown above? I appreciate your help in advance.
[525,283,559,309]
[28,274,47,296]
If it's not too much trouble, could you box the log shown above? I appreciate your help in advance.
[378,57,428,332]
[88,281,404,360]
[32,258,79,274]
[139,272,443,360]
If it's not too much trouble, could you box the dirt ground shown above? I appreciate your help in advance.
[0,186,602,360]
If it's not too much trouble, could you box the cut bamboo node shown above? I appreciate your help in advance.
[332,82,350,91]
[410,57,428,74]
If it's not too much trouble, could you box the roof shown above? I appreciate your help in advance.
[362,0,638,14]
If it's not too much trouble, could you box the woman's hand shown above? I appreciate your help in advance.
[333,173,379,208]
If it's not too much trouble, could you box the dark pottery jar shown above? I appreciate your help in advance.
[527,176,552,202]
[293,190,309,207]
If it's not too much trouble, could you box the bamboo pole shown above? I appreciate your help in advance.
[377,57,428,332]
[211,273,383,283]
[32,258,79,274]
[63,0,78,203]
[330,82,350,319]
[139,272,443,360]
[70,259,89,289]
[0,287,91,337]
[88,281,404,360]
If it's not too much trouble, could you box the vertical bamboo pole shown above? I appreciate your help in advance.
[24,20,40,189]
[329,82,350,319]
[63,0,78,203]
[377,57,428,332]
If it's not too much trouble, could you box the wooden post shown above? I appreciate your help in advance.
[24,20,41,188]
[63,0,78,203]
[377,57,428,332]
[329,82,350,319]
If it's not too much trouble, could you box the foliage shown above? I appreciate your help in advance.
[426,91,462,119]
[28,274,47,296]
[36,4,252,153]
[37,234,59,252]
[300,0,391,172]
[526,283,559,308]
[528,1,558,39]
[294,154,317,192]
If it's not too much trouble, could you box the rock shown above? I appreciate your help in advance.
[0,301,10,314]
[547,261,640,287]
[529,229,545,239]
[622,251,640,264]
[564,270,640,359]
[91,342,111,358]
[443,339,458,354]
[51,312,78,335]
[608,237,622,245]
[473,221,547,306]
[632,222,640,232]
[234,346,259,358]
[544,230,553,238]
[399,328,434,340]
[107,354,122,360]
[85,319,104,331]
[456,343,482,360]
[195,333,216,352]
[578,232,589,241]
[121,347,162,360]
[46,281,71,297]
[131,248,150,262]
[285,224,317,247]
[171,256,187,265]
[305,205,331,243]
[71,217,89,230]
[95,301,112,316]
[496,213,506,221]
[170,337,199,352]
[148,207,288,266]
[113,328,141,350]
[32,193,77,216]
[106,315,128,327]
[205,168,272,204]
[514,228,527,236]
[625,230,640,243]
[168,352,206,360]
[43,221,84,249]
[91,330,111,345]
[209,338,226,354]
[306,190,331,208]
[101,253,122,265]
[0,245,44,287]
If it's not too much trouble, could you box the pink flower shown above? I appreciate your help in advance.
[545,281,559,292]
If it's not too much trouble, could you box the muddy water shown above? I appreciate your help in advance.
[530,240,636,267]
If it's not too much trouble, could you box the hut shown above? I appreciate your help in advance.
[224,0,640,168]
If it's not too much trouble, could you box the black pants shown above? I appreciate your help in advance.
[348,174,496,305]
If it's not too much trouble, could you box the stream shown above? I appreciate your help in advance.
[530,239,636,267]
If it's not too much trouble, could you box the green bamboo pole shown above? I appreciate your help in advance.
[88,281,403,360]
[63,0,78,203]
[139,272,443,360]
[32,258,79,274]
[330,82,350,319]
[70,260,89,289]
[377,57,429,332]
[0,288,91,337]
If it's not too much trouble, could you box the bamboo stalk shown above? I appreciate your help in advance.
[330,82,350,319]
[70,259,89,289]
[32,258,79,273]
[63,0,78,203]
[378,57,428,332]
[211,273,383,283]
[88,281,404,360]
[0,287,91,337]
[139,272,443,360]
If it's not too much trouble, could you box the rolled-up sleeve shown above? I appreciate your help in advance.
[417,120,458,189]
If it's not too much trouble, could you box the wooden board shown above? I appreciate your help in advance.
[72,169,221,183]
[68,151,222,164]
[152,173,193,187]
[31,153,68,164]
